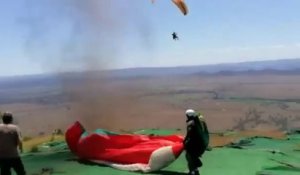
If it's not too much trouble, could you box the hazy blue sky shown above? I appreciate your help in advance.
[1,0,300,76]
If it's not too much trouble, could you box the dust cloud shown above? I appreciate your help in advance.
[19,0,155,131]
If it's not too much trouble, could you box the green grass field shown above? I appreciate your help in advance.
[19,130,300,175]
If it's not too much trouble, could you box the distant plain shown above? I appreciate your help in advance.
[1,64,300,137]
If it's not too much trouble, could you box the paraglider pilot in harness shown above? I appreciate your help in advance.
[184,109,209,175]
[172,32,179,40]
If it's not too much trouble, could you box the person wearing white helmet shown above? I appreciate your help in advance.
[184,109,209,175]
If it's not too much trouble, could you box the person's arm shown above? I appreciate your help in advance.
[16,127,23,153]
[18,140,23,153]
[184,120,194,146]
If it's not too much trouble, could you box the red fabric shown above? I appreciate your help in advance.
[65,122,184,164]
[65,121,85,153]
[172,144,184,158]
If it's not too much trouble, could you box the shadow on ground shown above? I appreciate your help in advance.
[152,170,186,175]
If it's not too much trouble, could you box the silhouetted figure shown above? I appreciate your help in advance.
[172,32,179,40]
[184,109,209,175]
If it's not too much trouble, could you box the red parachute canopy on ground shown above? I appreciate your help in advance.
[65,121,184,172]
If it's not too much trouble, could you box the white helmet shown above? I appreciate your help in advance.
[185,109,196,117]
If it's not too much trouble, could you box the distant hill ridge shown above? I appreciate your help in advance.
[109,58,300,77]
[1,58,300,82]
[0,58,300,105]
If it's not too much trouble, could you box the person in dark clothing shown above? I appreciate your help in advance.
[172,32,179,40]
[184,109,209,175]
[0,112,26,175]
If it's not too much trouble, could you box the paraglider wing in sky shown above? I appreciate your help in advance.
[65,121,184,172]
[172,0,189,15]
[150,0,189,15]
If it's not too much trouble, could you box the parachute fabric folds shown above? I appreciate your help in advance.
[172,0,188,15]
[65,121,85,154]
[65,122,184,172]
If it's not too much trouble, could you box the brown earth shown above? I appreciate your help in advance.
[1,74,300,137]
[209,130,286,147]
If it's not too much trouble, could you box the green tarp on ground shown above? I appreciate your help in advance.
[21,130,300,175]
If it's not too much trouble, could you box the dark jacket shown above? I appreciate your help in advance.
[184,116,209,156]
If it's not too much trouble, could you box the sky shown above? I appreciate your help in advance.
[1,0,300,76]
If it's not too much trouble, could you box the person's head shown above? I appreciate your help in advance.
[2,112,13,124]
[185,109,197,119]
[185,109,206,121]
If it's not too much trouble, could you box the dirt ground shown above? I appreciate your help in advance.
[1,74,300,137]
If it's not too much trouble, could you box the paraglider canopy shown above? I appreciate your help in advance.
[151,0,189,16]
[171,0,188,15]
